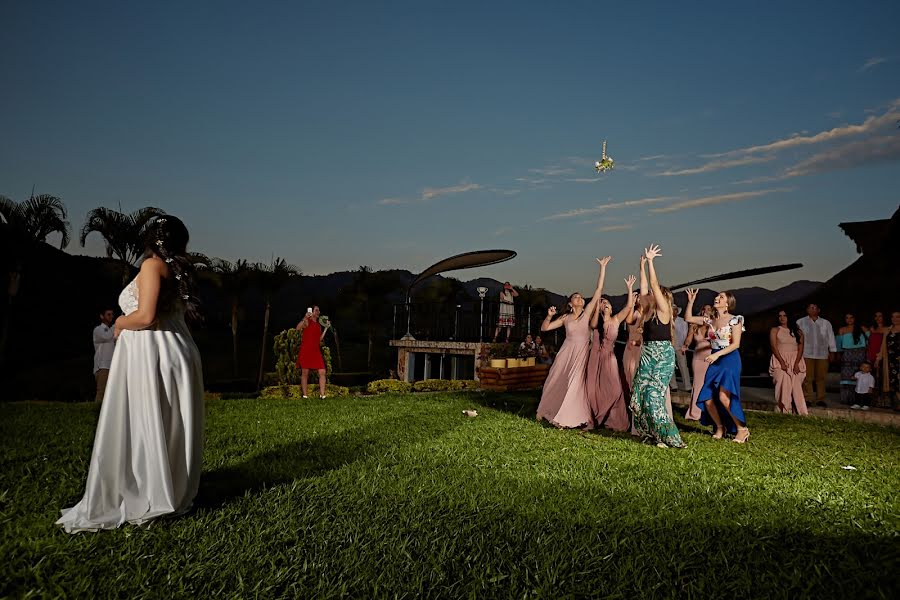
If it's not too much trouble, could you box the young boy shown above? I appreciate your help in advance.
[852,362,876,411]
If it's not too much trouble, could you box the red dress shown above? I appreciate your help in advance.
[296,319,325,369]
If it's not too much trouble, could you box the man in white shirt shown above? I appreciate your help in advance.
[796,303,836,407]
[93,308,116,403]
[670,306,691,392]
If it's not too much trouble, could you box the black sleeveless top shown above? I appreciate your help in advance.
[643,317,671,342]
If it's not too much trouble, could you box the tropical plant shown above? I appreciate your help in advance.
[253,258,300,390]
[366,379,412,394]
[273,328,332,386]
[0,193,71,366]
[209,258,252,377]
[259,382,350,399]
[79,206,166,285]
[339,266,402,371]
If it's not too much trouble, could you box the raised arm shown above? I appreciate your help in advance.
[639,255,648,296]
[584,256,611,317]
[644,244,670,324]
[296,316,309,331]
[683,288,705,325]
[320,319,331,341]
[589,301,601,329]
[541,306,566,332]
[613,275,637,323]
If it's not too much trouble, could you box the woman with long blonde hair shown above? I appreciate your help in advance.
[629,244,685,448]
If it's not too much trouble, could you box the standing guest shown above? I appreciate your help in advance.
[536,258,610,428]
[769,309,807,415]
[796,303,836,407]
[851,362,875,410]
[92,308,116,403]
[669,305,691,393]
[877,311,900,411]
[586,277,637,431]
[685,288,750,443]
[518,334,537,358]
[58,215,204,533]
[835,313,869,406]
[867,312,887,406]
[682,305,713,420]
[630,245,685,448]
[493,282,519,343]
[296,306,331,399]
[534,335,552,365]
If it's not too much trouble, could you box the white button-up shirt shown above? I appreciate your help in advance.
[93,324,116,373]
[796,316,836,360]
[674,316,689,347]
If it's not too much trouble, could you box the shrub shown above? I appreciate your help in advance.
[367,379,413,394]
[259,383,350,399]
[412,379,467,392]
[273,329,332,385]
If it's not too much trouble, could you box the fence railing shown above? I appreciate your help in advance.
[392,300,561,344]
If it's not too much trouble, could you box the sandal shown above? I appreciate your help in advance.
[712,428,726,440]
[733,428,750,444]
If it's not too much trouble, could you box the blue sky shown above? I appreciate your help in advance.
[2,1,899,295]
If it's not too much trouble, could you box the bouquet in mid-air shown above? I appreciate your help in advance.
[594,140,614,173]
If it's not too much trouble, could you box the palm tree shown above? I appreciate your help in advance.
[0,193,71,366]
[342,266,402,371]
[210,258,252,378]
[253,257,300,390]
[79,206,166,286]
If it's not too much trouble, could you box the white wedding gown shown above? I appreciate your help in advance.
[57,278,204,533]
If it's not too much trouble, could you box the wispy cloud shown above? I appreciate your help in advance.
[540,196,677,221]
[378,181,481,205]
[596,224,633,232]
[706,103,900,158]
[784,135,900,178]
[529,166,576,176]
[649,189,790,214]
[859,56,889,72]
[654,154,775,177]
[566,177,605,183]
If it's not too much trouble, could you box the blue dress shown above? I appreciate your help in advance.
[698,315,746,433]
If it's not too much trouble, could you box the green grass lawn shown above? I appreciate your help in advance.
[2,393,898,598]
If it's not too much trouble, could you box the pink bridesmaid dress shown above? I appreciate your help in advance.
[769,327,808,415]
[536,312,594,428]
[586,320,630,431]
[685,329,711,420]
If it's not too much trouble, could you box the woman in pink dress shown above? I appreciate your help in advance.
[769,309,808,415]
[536,257,610,428]
[586,276,637,431]
[681,304,713,420]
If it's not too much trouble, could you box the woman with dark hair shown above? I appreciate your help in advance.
[296,305,331,398]
[685,288,749,443]
[629,244,685,448]
[58,215,204,533]
[493,282,519,343]
[769,309,807,415]
[836,313,869,406]
[585,276,637,431]
[536,257,610,428]
[868,312,888,406]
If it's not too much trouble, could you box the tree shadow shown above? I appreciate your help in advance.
[195,414,462,509]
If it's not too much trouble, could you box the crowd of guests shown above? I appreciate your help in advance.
[770,305,899,413]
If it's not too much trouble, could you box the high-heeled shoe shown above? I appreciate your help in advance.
[733,428,750,443]
[712,428,726,440]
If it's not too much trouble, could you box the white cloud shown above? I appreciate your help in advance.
[649,189,790,214]
[654,154,775,177]
[378,181,481,205]
[529,166,576,176]
[540,196,677,221]
[859,56,889,72]
[596,224,633,232]
[783,134,900,178]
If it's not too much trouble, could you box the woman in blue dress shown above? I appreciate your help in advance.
[684,288,750,443]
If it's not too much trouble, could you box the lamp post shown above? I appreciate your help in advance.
[477,286,488,341]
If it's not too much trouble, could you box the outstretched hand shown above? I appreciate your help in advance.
[686,288,698,303]
[625,275,636,288]
[547,306,558,317]
[596,256,612,268]
[644,244,662,261]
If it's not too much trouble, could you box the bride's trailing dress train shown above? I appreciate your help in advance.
[57,278,204,533]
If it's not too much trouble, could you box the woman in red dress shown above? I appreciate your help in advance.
[296,305,331,398]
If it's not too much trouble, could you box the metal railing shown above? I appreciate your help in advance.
[392,300,555,343]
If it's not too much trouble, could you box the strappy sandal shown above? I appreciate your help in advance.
[733,428,750,444]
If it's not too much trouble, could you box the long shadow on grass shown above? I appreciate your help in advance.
[195,412,464,509]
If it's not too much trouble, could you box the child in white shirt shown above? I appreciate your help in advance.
[852,362,876,410]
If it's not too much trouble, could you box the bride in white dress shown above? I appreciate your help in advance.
[57,215,204,533]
